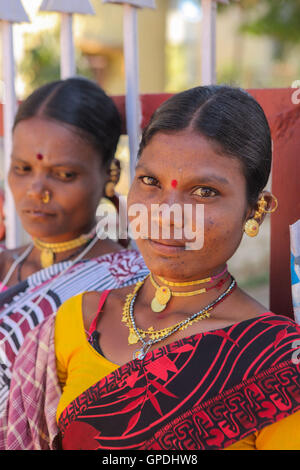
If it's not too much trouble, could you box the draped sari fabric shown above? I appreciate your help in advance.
[59,313,300,450]
[0,249,148,415]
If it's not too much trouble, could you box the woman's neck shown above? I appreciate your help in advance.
[150,264,228,291]
[134,269,234,320]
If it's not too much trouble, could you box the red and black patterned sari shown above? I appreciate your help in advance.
[58,313,300,450]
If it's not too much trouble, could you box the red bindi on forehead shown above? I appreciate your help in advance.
[171,179,178,188]
[36,153,44,161]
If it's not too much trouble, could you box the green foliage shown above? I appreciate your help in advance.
[226,0,300,44]
[240,0,300,43]
[19,29,60,94]
[165,43,191,92]
[19,27,94,96]
[218,0,300,62]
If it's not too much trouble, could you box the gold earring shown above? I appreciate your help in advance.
[244,218,260,237]
[262,194,278,214]
[41,190,50,204]
[244,194,278,237]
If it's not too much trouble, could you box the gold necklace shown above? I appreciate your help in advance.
[150,274,209,313]
[157,275,211,286]
[122,277,211,345]
[122,275,237,359]
[157,266,228,287]
[33,228,96,268]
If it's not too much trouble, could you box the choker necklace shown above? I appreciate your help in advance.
[157,265,228,286]
[122,274,237,360]
[150,267,229,313]
[33,227,97,268]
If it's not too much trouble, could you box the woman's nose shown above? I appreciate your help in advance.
[159,186,183,206]
[26,179,46,200]
[152,190,184,231]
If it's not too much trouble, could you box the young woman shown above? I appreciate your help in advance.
[0,77,147,415]
[2,85,300,450]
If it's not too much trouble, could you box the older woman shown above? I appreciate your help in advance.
[0,77,147,415]
[2,85,300,450]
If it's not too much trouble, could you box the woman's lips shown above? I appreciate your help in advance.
[148,239,186,255]
[22,208,56,219]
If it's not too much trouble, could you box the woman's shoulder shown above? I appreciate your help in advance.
[56,286,133,334]
[55,293,86,322]
[238,311,300,335]
[0,245,25,279]
[235,312,300,362]
[253,312,300,329]
[0,244,28,257]
[228,288,299,332]
[81,285,133,332]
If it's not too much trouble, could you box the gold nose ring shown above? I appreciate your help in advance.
[41,190,50,204]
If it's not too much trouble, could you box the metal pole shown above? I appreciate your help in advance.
[201,0,217,85]
[2,21,22,248]
[123,4,141,183]
[60,12,76,79]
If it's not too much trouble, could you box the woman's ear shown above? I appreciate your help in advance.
[261,190,277,213]
[244,191,278,237]
[256,190,278,225]
[244,197,258,226]
[247,191,277,223]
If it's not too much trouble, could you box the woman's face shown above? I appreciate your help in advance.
[127,129,252,280]
[9,116,107,242]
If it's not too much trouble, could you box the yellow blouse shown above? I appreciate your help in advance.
[55,293,300,450]
[55,294,118,421]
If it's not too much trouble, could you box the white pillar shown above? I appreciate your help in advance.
[1,21,22,248]
[0,2,29,248]
[201,0,230,85]
[60,13,76,78]
[39,0,95,79]
[123,4,141,182]
[102,0,156,182]
[201,0,217,85]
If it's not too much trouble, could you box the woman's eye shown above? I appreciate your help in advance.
[193,187,218,198]
[13,165,31,174]
[139,176,159,186]
[53,170,76,181]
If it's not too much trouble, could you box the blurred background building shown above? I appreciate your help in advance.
[7,0,300,98]
[1,0,300,305]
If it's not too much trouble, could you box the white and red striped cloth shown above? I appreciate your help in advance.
[0,249,148,419]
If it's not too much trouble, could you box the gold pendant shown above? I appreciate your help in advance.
[128,328,140,344]
[156,286,171,304]
[151,297,166,313]
[151,285,171,312]
[40,248,54,268]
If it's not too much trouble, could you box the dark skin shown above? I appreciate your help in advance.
[0,116,122,287]
[82,129,274,366]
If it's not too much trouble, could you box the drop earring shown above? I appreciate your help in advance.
[244,194,278,237]
[244,218,260,237]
